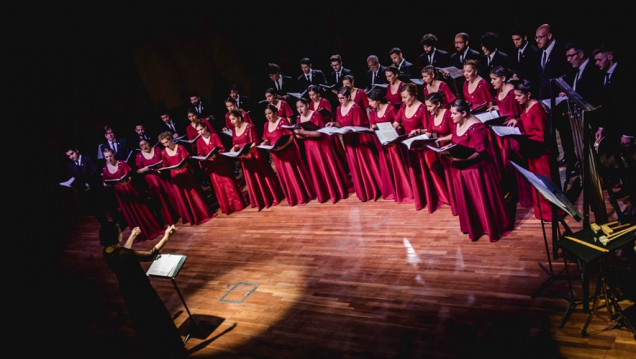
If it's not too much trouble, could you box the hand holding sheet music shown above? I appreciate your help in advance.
[474,110,508,124]
[375,122,407,146]
[490,125,522,137]
[436,66,463,79]
[401,133,436,150]
[222,143,253,158]
[191,147,220,161]
[426,143,475,159]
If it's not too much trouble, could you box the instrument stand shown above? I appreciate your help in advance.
[582,257,636,338]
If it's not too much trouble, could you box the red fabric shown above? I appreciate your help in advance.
[136,150,179,225]
[423,81,457,108]
[463,78,493,109]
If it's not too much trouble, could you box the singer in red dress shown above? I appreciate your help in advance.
[294,98,352,204]
[368,88,413,203]
[342,75,369,110]
[424,92,457,215]
[448,99,511,241]
[385,66,406,110]
[421,66,456,107]
[102,147,164,241]
[395,83,449,213]
[462,59,493,110]
[157,132,215,225]
[224,97,253,130]
[265,88,294,120]
[230,110,283,210]
[261,105,315,206]
[195,122,247,215]
[329,87,383,202]
[490,66,533,208]
[512,80,555,221]
[135,139,179,226]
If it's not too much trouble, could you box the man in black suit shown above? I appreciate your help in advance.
[365,54,388,91]
[593,45,634,211]
[296,57,327,94]
[266,62,295,100]
[535,24,572,169]
[418,33,450,69]
[188,91,214,120]
[156,108,186,140]
[97,125,131,164]
[130,123,155,148]
[478,32,510,81]
[327,54,353,92]
[511,29,541,91]
[64,146,126,228]
[228,83,252,112]
[389,47,416,82]
[449,32,481,99]
[563,42,603,106]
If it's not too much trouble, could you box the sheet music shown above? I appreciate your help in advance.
[437,66,463,79]
[222,129,233,137]
[475,110,502,123]
[409,78,424,86]
[375,122,400,145]
[146,253,186,277]
[59,177,75,187]
[402,133,433,149]
[256,144,275,150]
[541,96,567,109]
[490,126,522,137]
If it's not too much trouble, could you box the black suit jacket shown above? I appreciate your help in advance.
[97,138,131,162]
[513,43,541,86]
[419,48,451,69]
[67,154,101,190]
[565,60,604,107]
[450,47,481,69]
[129,132,155,148]
[235,94,252,112]
[296,69,327,93]
[479,50,510,78]
[366,65,388,90]
[396,59,417,82]
[267,75,296,97]
[538,41,568,100]
[157,120,186,139]
[328,67,353,89]
[600,63,633,137]
[191,98,213,119]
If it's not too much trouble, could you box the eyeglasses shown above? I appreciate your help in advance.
[337,97,346,100]
[565,51,582,59]
[453,41,465,45]
[534,34,548,40]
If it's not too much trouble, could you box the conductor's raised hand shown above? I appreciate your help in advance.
[166,224,177,235]
[131,227,142,238]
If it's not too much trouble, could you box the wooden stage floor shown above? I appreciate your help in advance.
[41,179,636,359]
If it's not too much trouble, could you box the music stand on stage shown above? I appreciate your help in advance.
[510,162,583,306]
[146,253,197,343]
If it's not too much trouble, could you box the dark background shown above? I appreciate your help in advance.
[12,3,625,356]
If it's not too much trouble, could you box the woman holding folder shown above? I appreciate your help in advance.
[102,147,164,241]
[229,109,283,210]
[294,98,351,204]
[260,105,315,206]
[265,87,294,120]
[157,131,215,225]
[447,99,510,241]
[135,139,180,226]
[195,122,247,215]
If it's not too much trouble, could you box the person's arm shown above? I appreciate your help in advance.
[123,227,142,248]
[129,224,177,261]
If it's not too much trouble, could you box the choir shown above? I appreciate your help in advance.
[63,23,632,242]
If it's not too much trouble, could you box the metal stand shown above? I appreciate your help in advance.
[169,277,197,343]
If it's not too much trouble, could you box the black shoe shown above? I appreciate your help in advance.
[557,158,568,167]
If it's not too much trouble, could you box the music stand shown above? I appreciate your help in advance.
[146,253,197,343]
[510,162,582,301]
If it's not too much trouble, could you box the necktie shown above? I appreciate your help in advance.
[487,56,491,66]
[604,72,611,86]
[275,80,280,91]
[573,70,581,91]
[169,123,175,132]
[335,72,339,83]
[428,55,433,64]
[75,161,79,166]
[459,53,464,64]
[111,141,117,153]
[541,51,547,69]
[372,72,376,86]
[518,50,522,63]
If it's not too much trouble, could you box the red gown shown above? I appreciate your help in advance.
[495,88,533,208]
[224,111,253,130]
[351,88,369,110]
[518,102,554,221]
[368,104,413,203]
[297,111,351,203]
[427,109,457,215]
[336,103,383,202]
[463,78,493,110]
[385,81,405,108]
[102,161,164,241]
[135,150,179,225]
[451,122,511,241]
[196,133,247,215]
[309,98,332,122]
[186,119,213,140]
[274,100,294,120]
[160,144,215,225]
[233,123,283,210]
[396,103,449,212]
[422,81,456,108]
[262,118,315,206]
